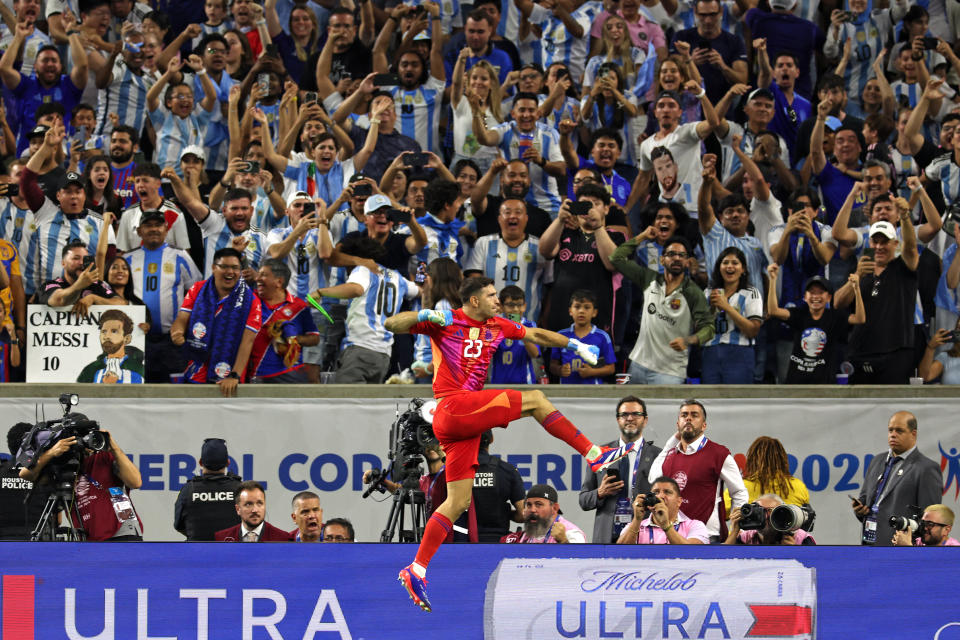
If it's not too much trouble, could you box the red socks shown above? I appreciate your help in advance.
[414,512,453,571]
[542,411,593,457]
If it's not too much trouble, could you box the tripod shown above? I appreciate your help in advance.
[380,470,427,543]
[31,482,86,542]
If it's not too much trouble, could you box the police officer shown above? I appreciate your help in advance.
[1,423,50,540]
[173,438,242,541]
[471,430,525,543]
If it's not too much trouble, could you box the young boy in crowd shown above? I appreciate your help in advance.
[550,290,616,384]
[490,285,542,384]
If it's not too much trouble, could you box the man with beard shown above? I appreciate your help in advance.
[649,399,748,540]
[616,476,710,544]
[39,240,123,309]
[794,73,864,177]
[649,146,693,213]
[470,158,551,238]
[94,23,150,139]
[0,0,50,77]
[76,309,145,383]
[124,210,201,382]
[116,162,191,252]
[559,126,631,207]
[612,233,714,384]
[0,21,88,155]
[371,1,445,154]
[580,396,663,543]
[171,247,261,396]
[108,125,139,209]
[501,484,585,543]
[894,504,960,546]
[247,258,319,383]
[21,125,116,289]
[214,481,292,541]
[725,493,816,545]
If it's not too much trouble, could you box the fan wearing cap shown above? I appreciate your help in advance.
[122,209,202,382]
[636,83,719,206]
[500,484,586,544]
[339,192,426,274]
[768,264,865,384]
[21,124,118,290]
[173,438,243,541]
[713,86,790,184]
[264,191,332,380]
[115,161,191,253]
[833,201,920,384]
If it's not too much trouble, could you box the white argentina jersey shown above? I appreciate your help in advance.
[265,225,332,299]
[389,77,446,155]
[464,234,547,322]
[125,243,201,333]
[343,266,419,355]
[34,202,115,287]
[198,209,268,277]
[96,57,154,137]
[491,121,563,211]
[0,199,37,294]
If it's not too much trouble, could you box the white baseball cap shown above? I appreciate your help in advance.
[363,194,392,215]
[179,145,206,162]
[286,191,311,207]
[869,221,898,240]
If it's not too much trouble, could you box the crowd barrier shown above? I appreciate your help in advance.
[1,542,959,638]
[1,385,958,545]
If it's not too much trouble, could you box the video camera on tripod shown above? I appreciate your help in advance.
[15,394,109,541]
[363,398,439,542]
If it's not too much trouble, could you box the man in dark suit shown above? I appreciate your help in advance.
[854,411,942,546]
[579,395,662,543]
[214,481,292,542]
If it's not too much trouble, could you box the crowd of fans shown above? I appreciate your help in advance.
[0,0,959,390]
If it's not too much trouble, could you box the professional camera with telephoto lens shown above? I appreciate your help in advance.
[362,398,438,498]
[889,514,923,534]
[15,394,108,477]
[770,503,816,533]
[738,502,768,530]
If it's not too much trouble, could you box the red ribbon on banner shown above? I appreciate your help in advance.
[746,604,813,636]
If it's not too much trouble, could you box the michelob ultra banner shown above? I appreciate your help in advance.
[26,304,147,383]
[484,558,817,639]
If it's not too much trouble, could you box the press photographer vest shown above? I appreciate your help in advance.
[179,473,242,541]
[661,441,732,539]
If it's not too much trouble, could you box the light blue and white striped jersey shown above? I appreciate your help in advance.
[343,266,419,355]
[283,157,355,207]
[95,58,154,137]
[197,208,268,277]
[498,0,523,41]
[250,193,285,234]
[491,121,563,211]
[387,76,446,155]
[116,200,191,253]
[264,225,332,299]
[890,148,918,200]
[826,9,896,111]
[703,222,768,297]
[703,286,763,346]
[33,202,116,289]
[193,20,235,50]
[147,104,215,175]
[579,93,641,166]
[192,70,236,172]
[124,243,201,333]
[325,211,367,298]
[584,44,657,103]
[718,122,790,183]
[0,27,50,78]
[406,0,463,35]
[528,0,601,82]
[0,199,37,294]
[924,152,960,206]
[791,0,821,23]
[463,234,548,322]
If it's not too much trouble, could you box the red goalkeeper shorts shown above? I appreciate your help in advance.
[432,389,523,481]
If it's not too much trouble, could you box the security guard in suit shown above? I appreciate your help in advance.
[174,438,242,541]
[579,396,662,543]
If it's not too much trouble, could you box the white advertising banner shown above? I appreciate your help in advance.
[484,558,816,639]
[1,395,958,544]
[26,305,147,383]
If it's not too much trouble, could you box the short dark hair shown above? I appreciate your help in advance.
[663,235,692,256]
[61,239,88,258]
[71,103,95,119]
[99,308,134,336]
[718,193,750,215]
[479,429,493,451]
[576,182,611,206]
[679,398,707,420]
[591,127,622,150]
[943,113,960,128]
[35,102,65,121]
[223,187,253,205]
[111,124,139,145]
[460,276,495,303]
[816,73,845,94]
[322,517,355,541]
[312,131,339,150]
[143,11,170,31]
[651,475,681,493]
[132,162,161,179]
[79,0,110,14]
[338,234,387,262]
[36,44,61,59]
[7,422,32,456]
[424,179,460,215]
[196,33,228,56]
[212,247,243,264]
[261,258,291,288]
[569,289,597,306]
[453,158,481,178]
[512,91,539,107]
[499,284,525,303]
[616,395,646,416]
[291,490,320,508]
[329,6,354,19]
[235,480,265,504]
[773,52,800,68]
[466,7,496,28]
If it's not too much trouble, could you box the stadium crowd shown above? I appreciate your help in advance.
[0,0,958,391]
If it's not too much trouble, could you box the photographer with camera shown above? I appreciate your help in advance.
[39,240,124,313]
[724,494,817,545]
[616,476,710,545]
[19,421,143,541]
[892,505,960,547]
